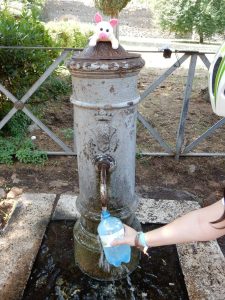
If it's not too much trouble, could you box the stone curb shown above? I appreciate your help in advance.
[52,194,200,222]
[52,194,78,220]
[0,193,56,300]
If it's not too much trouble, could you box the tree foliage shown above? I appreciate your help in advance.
[156,0,225,43]
[94,0,131,17]
[0,8,57,101]
[23,0,46,19]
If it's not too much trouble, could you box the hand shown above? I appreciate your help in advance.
[111,224,137,247]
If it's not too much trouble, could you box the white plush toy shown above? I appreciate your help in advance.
[89,12,119,49]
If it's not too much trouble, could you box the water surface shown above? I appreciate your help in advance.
[23,221,189,300]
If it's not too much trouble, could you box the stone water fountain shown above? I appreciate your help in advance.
[68,41,145,280]
[22,42,190,299]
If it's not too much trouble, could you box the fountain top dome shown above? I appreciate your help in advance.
[68,42,145,78]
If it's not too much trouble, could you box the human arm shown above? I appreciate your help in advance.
[112,199,225,248]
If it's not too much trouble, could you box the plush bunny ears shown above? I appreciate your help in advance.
[94,12,118,27]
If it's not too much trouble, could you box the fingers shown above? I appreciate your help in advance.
[111,225,129,246]
[110,224,136,246]
[123,224,130,232]
[111,239,124,246]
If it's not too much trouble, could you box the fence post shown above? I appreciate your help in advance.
[175,54,197,159]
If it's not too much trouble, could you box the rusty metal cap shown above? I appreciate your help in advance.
[68,42,145,77]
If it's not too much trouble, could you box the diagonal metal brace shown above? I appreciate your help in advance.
[137,112,174,153]
[14,101,25,110]
[140,54,190,102]
[20,50,70,104]
[199,54,211,70]
[175,54,197,159]
[183,117,225,154]
[22,107,72,153]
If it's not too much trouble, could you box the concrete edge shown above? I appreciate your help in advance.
[52,194,200,223]
[0,193,56,300]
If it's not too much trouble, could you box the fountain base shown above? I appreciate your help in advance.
[73,216,141,281]
[23,221,189,299]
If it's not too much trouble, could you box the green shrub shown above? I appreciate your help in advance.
[0,8,58,102]
[61,128,74,140]
[4,111,31,137]
[0,6,59,137]
[0,6,89,165]
[0,8,88,111]
[34,74,72,102]
[25,0,46,20]
[15,139,47,164]
[0,7,89,108]
[45,21,92,48]
[0,135,47,164]
[0,135,18,164]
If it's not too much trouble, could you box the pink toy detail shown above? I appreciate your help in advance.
[89,12,119,49]
[110,19,118,27]
[94,12,102,23]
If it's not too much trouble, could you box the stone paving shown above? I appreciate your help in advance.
[0,193,225,300]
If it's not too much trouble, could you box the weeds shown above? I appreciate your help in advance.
[0,135,47,165]
[61,128,74,140]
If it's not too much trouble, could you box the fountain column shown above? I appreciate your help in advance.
[68,42,145,280]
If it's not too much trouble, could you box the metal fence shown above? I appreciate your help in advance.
[0,46,224,158]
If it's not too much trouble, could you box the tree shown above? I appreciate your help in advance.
[94,0,132,38]
[156,0,225,43]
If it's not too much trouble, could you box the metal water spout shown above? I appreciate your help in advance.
[68,42,145,280]
[99,162,108,210]
[94,154,116,210]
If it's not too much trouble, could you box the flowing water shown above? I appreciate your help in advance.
[23,221,189,300]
